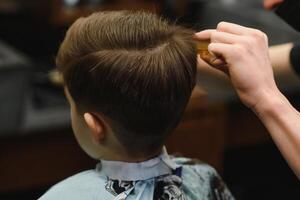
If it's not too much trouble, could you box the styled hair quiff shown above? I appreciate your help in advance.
[57,11,197,156]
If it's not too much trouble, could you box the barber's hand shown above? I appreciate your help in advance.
[195,22,280,110]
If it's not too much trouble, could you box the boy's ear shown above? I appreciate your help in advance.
[83,113,105,144]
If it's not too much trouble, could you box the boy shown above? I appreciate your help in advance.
[39,11,234,200]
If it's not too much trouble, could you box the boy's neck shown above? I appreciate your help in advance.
[102,147,164,163]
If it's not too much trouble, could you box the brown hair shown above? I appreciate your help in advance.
[56,11,197,156]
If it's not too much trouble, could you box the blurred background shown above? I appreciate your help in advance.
[0,0,299,199]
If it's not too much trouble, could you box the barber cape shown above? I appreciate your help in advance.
[38,147,235,200]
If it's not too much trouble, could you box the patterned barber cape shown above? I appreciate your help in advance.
[39,147,235,200]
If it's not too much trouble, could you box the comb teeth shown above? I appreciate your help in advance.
[196,40,210,51]
[196,40,214,62]
[196,40,227,66]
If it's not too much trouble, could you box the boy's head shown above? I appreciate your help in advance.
[57,11,197,160]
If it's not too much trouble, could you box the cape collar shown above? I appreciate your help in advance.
[97,147,179,181]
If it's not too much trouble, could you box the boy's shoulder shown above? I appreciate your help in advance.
[173,157,235,200]
[173,156,219,177]
[38,170,111,200]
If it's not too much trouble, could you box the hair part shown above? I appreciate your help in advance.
[57,11,197,157]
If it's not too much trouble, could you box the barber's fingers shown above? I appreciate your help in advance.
[195,29,244,44]
[217,22,266,38]
[210,31,242,44]
[196,22,267,40]
[195,21,252,37]
[208,43,233,60]
[194,29,215,41]
[216,22,246,35]
[200,43,229,74]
